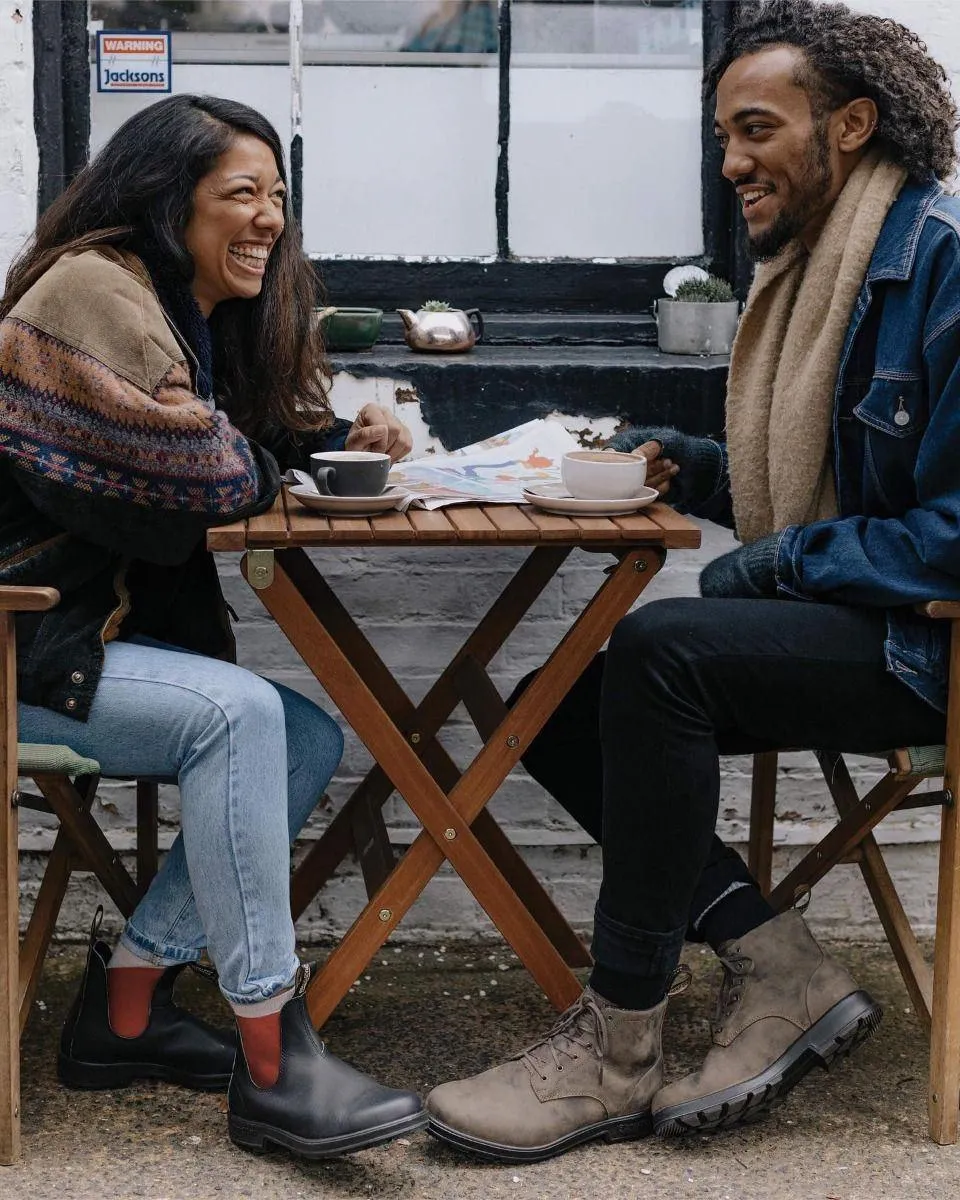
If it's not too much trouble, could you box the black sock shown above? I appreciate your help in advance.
[695,883,776,952]
[588,964,669,1011]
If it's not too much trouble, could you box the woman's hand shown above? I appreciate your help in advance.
[627,440,680,496]
[345,403,413,462]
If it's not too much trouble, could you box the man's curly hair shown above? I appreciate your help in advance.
[704,0,958,182]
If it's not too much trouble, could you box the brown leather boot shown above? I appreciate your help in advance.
[427,987,665,1163]
[652,909,882,1136]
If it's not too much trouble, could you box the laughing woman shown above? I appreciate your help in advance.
[0,94,420,1158]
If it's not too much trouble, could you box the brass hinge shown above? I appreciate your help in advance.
[245,549,275,591]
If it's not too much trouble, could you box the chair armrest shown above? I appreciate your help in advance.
[0,585,60,612]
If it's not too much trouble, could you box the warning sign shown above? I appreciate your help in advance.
[96,31,172,93]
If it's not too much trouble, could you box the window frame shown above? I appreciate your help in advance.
[38,0,749,313]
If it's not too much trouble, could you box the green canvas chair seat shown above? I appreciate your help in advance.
[16,743,100,777]
[901,744,947,777]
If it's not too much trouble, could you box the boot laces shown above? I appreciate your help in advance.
[711,952,754,1037]
[517,993,608,1084]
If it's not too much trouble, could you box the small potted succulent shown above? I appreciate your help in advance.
[654,268,740,356]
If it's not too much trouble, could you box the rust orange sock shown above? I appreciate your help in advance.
[106,966,165,1038]
[235,1012,282,1088]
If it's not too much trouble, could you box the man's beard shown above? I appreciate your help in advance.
[747,125,833,261]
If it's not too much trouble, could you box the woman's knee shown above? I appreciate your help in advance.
[275,683,344,775]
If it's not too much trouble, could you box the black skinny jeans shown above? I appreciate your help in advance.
[512,597,945,1000]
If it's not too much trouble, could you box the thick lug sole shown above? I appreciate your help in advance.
[653,989,882,1137]
[58,1052,232,1092]
[427,1110,651,1164]
[228,1107,428,1159]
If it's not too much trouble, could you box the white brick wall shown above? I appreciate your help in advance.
[0,2,37,291]
[11,0,957,943]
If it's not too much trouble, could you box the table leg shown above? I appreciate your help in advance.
[251,555,591,1017]
[307,549,661,1026]
[284,548,590,965]
[251,547,662,1026]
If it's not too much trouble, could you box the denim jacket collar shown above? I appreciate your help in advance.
[866,177,942,283]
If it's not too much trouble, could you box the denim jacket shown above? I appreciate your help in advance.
[614,180,960,712]
[774,179,960,711]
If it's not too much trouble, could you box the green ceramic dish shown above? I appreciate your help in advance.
[315,306,383,351]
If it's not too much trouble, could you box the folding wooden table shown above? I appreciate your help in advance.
[208,490,700,1028]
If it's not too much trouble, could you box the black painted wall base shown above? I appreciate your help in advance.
[330,344,728,449]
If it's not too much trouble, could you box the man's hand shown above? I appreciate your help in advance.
[699,531,783,599]
[345,403,413,462]
[627,439,680,496]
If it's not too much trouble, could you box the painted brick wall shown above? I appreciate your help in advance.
[0,2,36,291]
[12,0,960,945]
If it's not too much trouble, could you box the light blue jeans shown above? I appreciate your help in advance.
[18,638,343,1006]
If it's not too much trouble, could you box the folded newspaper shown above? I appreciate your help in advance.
[285,417,582,511]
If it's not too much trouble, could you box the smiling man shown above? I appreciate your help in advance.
[426,0,960,1163]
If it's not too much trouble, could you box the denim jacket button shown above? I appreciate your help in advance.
[65,697,78,711]
[70,670,85,684]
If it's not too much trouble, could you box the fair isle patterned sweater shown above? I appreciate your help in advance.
[0,247,264,521]
[0,247,281,718]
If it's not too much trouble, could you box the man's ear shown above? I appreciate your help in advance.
[837,97,879,153]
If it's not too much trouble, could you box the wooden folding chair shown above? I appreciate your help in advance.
[1,585,160,1163]
[747,600,960,1144]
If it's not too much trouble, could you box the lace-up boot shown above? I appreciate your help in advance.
[653,910,882,1135]
[426,987,666,1163]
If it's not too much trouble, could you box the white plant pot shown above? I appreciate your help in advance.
[654,298,741,356]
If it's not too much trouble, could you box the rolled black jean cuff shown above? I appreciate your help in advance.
[591,904,686,981]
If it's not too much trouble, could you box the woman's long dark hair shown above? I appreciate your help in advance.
[2,94,330,435]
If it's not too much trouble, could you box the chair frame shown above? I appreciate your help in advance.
[748,600,960,1144]
[1,586,159,1163]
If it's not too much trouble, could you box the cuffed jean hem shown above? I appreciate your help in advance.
[226,971,299,1008]
[120,926,203,969]
[591,904,686,981]
[123,923,300,1005]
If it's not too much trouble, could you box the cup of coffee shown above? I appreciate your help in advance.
[561,450,647,501]
[309,450,391,497]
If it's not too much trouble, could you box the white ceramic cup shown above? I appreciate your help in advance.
[560,450,648,501]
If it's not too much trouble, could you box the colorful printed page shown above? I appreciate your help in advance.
[389,418,579,510]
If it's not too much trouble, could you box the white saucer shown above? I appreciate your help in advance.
[288,484,407,515]
[522,483,658,517]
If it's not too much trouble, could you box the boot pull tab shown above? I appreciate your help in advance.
[89,905,104,943]
[294,962,312,997]
[667,964,692,998]
[791,884,811,915]
[187,960,219,984]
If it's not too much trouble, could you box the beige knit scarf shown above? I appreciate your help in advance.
[726,150,907,544]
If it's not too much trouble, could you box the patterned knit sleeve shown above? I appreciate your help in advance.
[0,315,279,563]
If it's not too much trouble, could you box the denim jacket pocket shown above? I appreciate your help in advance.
[852,377,926,514]
[853,376,927,439]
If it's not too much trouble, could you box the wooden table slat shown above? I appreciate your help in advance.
[611,512,664,541]
[523,508,582,540]
[206,517,249,551]
[485,505,541,539]
[246,495,289,545]
[406,508,458,540]
[285,489,332,543]
[444,505,500,539]
[643,502,703,548]
[327,517,376,542]
[367,511,418,540]
[570,515,624,539]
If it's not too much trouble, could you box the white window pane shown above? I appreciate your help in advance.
[90,63,499,259]
[302,66,498,256]
[508,66,703,258]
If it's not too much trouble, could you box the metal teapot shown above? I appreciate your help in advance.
[396,305,484,352]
